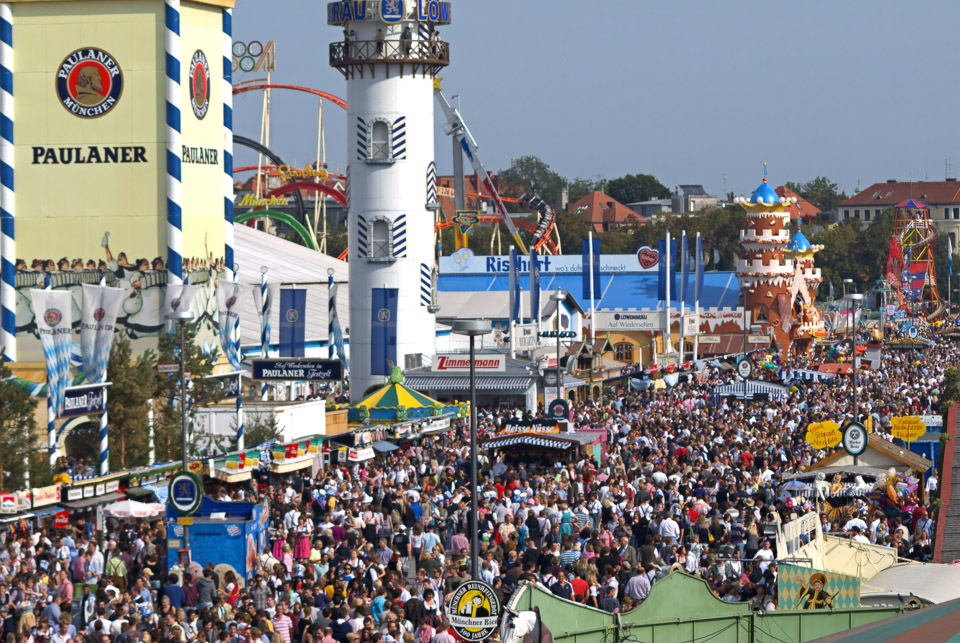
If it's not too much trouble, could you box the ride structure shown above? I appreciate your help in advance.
[734,172,825,359]
[887,199,939,311]
[329,0,450,399]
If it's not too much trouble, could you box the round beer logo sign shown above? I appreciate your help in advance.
[93,308,105,322]
[446,580,500,641]
[189,50,210,119]
[286,309,299,322]
[44,308,62,327]
[56,48,123,118]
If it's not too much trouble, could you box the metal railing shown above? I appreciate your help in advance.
[330,39,450,69]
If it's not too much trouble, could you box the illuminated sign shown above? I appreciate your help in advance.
[189,50,210,120]
[56,48,124,119]
[416,0,451,23]
[277,165,328,181]
[181,146,219,165]
[31,146,146,165]
[237,194,290,208]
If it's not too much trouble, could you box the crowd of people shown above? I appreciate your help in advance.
[0,323,954,643]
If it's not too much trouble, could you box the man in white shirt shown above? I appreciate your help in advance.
[659,513,681,546]
[753,540,775,572]
[851,527,870,544]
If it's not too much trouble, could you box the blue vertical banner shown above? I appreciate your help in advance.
[508,247,520,322]
[371,288,398,376]
[581,238,601,299]
[679,233,689,304]
[657,239,677,302]
[278,288,306,357]
[529,248,541,322]
[694,234,705,304]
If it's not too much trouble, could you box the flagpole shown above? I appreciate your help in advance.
[509,245,516,360]
[665,231,672,355]
[694,232,701,362]
[261,268,270,400]
[679,230,686,367]
[588,231,596,343]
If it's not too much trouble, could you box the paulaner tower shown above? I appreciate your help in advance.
[329,0,451,399]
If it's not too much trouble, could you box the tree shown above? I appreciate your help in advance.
[497,156,567,208]
[567,177,607,205]
[0,356,41,491]
[106,336,157,469]
[153,323,224,462]
[605,174,671,205]
[243,411,282,448]
[785,176,848,212]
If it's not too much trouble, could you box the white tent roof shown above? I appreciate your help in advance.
[234,224,349,347]
[861,563,960,604]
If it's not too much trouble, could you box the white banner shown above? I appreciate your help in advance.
[30,290,73,416]
[217,280,252,369]
[595,310,664,331]
[514,323,539,349]
[80,285,124,383]
[348,447,375,462]
[163,284,201,333]
[432,354,506,372]
[683,314,699,335]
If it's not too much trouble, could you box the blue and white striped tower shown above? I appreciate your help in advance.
[165,0,182,287]
[0,3,13,362]
[222,8,234,282]
[259,269,270,399]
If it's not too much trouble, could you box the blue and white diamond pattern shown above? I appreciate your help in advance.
[426,161,437,204]
[356,215,368,256]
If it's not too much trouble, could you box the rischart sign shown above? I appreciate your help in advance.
[432,354,505,372]
[502,419,559,434]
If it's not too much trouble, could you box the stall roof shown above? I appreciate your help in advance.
[404,375,534,392]
[372,441,400,453]
[481,432,597,451]
[861,563,960,605]
[809,435,933,473]
[60,492,125,511]
[781,466,893,481]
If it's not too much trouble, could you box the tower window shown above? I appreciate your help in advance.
[371,121,390,161]
[371,218,391,259]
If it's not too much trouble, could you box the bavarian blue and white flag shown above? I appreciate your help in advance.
[163,284,201,334]
[216,280,251,369]
[80,284,124,384]
[30,289,73,416]
[329,283,349,369]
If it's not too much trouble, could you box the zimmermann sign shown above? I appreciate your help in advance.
[432,355,506,372]
[252,359,344,381]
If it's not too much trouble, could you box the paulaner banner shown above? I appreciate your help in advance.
[80,284,124,383]
[217,280,251,369]
[163,284,201,334]
[30,290,73,415]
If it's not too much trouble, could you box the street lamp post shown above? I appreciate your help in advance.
[451,319,492,580]
[843,293,864,464]
[842,278,853,298]
[552,289,565,403]
[166,309,195,559]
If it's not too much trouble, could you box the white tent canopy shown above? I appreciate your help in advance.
[101,499,165,519]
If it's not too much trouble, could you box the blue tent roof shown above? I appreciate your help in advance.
[437,271,741,312]
[788,229,812,252]
[750,180,779,205]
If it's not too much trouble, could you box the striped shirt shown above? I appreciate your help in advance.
[559,549,581,568]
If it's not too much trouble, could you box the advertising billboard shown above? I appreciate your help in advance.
[9,0,229,361]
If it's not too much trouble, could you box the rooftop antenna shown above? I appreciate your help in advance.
[947,158,952,180]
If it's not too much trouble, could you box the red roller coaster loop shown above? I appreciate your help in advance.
[232,83,348,110]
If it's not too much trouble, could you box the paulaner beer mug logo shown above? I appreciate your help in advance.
[189,50,210,119]
[56,48,124,118]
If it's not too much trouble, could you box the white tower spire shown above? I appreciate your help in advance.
[330,0,451,399]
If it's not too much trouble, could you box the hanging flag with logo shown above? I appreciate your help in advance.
[657,239,677,302]
[529,248,541,322]
[371,288,398,376]
[694,233,704,305]
[581,238,601,300]
[329,283,349,369]
[252,277,275,357]
[828,281,835,298]
[163,284,201,334]
[679,232,689,304]
[949,235,954,277]
[508,247,521,322]
[279,289,307,358]
[217,280,252,369]
[80,284,124,384]
[713,248,720,266]
[30,290,73,416]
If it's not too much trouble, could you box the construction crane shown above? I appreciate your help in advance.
[435,85,528,254]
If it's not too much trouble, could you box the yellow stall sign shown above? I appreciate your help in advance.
[891,416,926,442]
[805,420,842,450]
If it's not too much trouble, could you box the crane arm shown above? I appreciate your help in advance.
[434,89,527,254]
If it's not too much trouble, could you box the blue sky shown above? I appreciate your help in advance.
[232,0,960,198]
